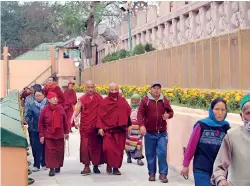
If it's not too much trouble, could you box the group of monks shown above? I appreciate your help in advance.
[37,77,134,176]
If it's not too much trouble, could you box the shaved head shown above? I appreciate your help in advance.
[109,82,119,93]
[85,80,94,86]
[85,80,95,95]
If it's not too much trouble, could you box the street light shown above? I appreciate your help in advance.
[73,57,82,86]
[120,2,133,56]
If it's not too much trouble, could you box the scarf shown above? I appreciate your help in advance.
[48,104,61,133]
[34,98,47,111]
[194,105,229,128]
[130,94,141,109]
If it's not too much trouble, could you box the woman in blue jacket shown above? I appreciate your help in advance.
[26,89,47,172]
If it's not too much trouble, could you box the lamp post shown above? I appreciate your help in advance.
[120,1,133,56]
[73,58,82,86]
[2,51,11,95]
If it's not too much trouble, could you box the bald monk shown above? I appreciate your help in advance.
[71,80,104,175]
[38,92,69,177]
[97,82,131,175]
[64,82,77,132]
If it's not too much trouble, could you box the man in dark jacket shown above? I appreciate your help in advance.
[137,82,174,183]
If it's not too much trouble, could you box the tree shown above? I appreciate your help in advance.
[1,1,26,47]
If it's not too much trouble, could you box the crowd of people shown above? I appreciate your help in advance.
[21,77,250,185]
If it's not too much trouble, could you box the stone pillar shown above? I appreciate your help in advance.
[157,24,164,48]
[145,29,151,44]
[207,2,219,36]
[171,18,178,45]
[141,32,146,44]
[136,33,141,46]
[230,2,247,29]
[50,46,56,74]
[151,27,157,47]
[196,6,207,39]
[178,15,187,43]
[132,35,136,48]
[187,11,197,41]
[164,22,171,47]
[1,47,8,98]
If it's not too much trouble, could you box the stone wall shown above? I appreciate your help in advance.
[97,1,250,63]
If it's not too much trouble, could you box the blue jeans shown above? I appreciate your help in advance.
[144,132,168,175]
[193,170,214,186]
[31,131,45,169]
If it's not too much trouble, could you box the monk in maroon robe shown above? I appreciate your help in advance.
[38,91,69,177]
[64,82,77,132]
[72,80,104,175]
[44,76,65,107]
[97,82,131,175]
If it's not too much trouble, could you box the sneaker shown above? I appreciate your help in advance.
[127,157,132,163]
[159,174,168,183]
[148,173,156,181]
[81,166,91,175]
[42,166,48,170]
[32,167,39,172]
[93,165,101,174]
[137,159,144,166]
[49,169,55,176]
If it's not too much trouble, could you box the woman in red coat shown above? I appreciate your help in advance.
[64,82,77,132]
[44,76,65,107]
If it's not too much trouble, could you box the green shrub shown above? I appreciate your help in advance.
[133,44,145,55]
[144,43,156,52]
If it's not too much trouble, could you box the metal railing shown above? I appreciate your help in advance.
[26,66,52,88]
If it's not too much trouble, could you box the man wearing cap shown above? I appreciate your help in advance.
[137,82,174,183]
[211,94,250,186]
[64,82,77,132]
[38,91,69,177]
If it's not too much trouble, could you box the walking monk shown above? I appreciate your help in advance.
[38,92,69,177]
[71,80,104,175]
[64,82,77,132]
[97,82,131,175]
[44,76,65,107]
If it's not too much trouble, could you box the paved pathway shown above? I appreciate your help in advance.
[29,129,194,186]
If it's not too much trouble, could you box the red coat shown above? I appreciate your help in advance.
[38,104,69,139]
[63,89,77,111]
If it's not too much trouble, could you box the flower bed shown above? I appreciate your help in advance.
[73,85,244,113]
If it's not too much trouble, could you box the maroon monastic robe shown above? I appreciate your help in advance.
[64,89,77,129]
[79,93,104,166]
[44,83,65,107]
[96,95,131,168]
[38,104,69,168]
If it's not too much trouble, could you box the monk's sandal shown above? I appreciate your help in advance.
[81,166,91,175]
[113,168,121,175]
[93,166,101,174]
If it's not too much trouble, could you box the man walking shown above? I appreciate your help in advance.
[137,82,174,183]
[72,80,104,175]
[97,82,131,175]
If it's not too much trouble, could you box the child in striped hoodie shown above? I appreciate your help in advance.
[125,94,144,166]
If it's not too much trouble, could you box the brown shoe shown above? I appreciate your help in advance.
[159,174,168,183]
[81,166,91,175]
[106,165,112,174]
[113,168,121,175]
[148,173,156,181]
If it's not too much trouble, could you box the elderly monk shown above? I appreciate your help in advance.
[71,80,104,175]
[97,82,131,175]
[44,76,65,107]
[211,94,250,186]
[38,91,69,177]
[64,82,77,132]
